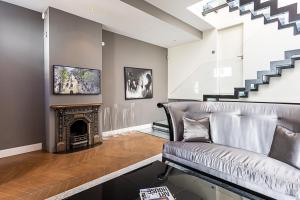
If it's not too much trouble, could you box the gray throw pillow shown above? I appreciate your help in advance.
[269,125,300,169]
[183,117,211,143]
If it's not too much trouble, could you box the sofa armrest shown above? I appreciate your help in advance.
[157,103,175,141]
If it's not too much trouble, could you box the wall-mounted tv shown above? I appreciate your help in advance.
[53,65,101,95]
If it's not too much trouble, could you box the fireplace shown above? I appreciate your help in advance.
[70,120,89,149]
[51,104,102,153]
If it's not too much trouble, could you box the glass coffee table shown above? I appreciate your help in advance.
[66,161,267,200]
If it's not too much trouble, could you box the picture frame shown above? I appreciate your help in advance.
[53,65,101,95]
[124,67,153,100]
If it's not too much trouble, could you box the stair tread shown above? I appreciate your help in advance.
[285,49,300,59]
[257,70,280,76]
[153,121,169,128]
[271,59,293,65]
[292,55,300,59]
[203,94,238,98]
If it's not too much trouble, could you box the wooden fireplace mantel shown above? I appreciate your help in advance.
[50,103,102,110]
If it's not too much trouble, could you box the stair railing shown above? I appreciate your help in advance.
[168,58,244,101]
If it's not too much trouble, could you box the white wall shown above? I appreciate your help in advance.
[245,62,300,103]
[168,29,218,99]
[168,5,300,102]
[204,6,300,80]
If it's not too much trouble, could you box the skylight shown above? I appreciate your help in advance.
[187,1,208,18]
[187,0,228,17]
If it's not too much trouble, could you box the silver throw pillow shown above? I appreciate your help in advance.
[269,125,300,169]
[183,117,211,143]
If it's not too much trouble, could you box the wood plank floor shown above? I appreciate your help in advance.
[0,132,166,200]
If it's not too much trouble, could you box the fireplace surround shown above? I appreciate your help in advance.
[51,103,102,153]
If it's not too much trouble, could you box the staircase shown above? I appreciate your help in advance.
[152,120,169,133]
[203,49,300,101]
[202,0,300,35]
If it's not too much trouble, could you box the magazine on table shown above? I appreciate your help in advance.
[139,186,175,200]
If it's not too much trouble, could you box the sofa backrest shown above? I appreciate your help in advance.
[164,101,300,155]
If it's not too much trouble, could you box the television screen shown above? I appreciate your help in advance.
[53,65,101,95]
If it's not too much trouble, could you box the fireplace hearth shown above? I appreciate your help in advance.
[51,103,102,153]
[70,120,88,149]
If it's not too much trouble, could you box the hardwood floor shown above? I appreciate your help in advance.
[0,132,166,200]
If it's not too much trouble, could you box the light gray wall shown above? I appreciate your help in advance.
[45,8,102,152]
[102,30,168,130]
[0,1,44,150]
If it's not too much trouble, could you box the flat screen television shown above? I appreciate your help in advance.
[53,65,101,95]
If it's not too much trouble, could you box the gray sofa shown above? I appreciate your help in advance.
[158,101,300,200]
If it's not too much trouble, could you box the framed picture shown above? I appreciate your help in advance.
[53,65,101,95]
[124,67,153,100]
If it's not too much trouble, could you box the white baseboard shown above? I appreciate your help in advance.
[0,143,42,159]
[47,153,162,200]
[0,124,152,158]
[102,123,152,137]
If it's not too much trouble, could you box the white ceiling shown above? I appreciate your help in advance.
[145,0,213,31]
[2,0,212,48]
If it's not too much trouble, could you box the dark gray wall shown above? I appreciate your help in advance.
[102,30,168,129]
[47,7,102,105]
[45,8,102,152]
[0,1,44,150]
[0,3,166,151]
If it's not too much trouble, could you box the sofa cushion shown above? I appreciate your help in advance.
[163,142,300,198]
[183,117,211,143]
[269,125,300,169]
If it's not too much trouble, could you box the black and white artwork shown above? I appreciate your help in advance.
[124,67,153,100]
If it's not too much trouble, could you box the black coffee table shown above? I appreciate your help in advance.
[66,161,265,200]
